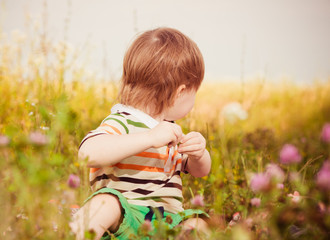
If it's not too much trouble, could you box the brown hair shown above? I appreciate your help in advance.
[119,27,204,116]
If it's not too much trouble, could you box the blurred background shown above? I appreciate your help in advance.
[2,0,330,84]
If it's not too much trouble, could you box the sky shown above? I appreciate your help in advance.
[1,0,330,83]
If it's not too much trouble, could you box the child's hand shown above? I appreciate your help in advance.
[149,121,183,148]
[177,132,206,160]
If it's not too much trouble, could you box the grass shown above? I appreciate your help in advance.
[1,27,330,239]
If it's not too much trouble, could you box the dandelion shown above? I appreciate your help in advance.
[250,198,261,207]
[0,135,10,147]
[190,195,204,207]
[250,173,270,193]
[288,191,301,203]
[265,163,285,182]
[221,102,248,124]
[29,131,48,145]
[316,160,330,191]
[320,123,330,143]
[279,144,302,164]
[67,174,80,189]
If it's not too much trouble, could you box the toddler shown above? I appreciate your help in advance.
[70,27,211,240]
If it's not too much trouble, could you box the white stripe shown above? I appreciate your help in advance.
[111,104,159,129]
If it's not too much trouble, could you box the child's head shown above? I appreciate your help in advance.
[119,27,204,117]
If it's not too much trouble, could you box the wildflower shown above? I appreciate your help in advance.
[67,174,80,189]
[29,131,49,145]
[277,183,284,189]
[140,220,152,233]
[316,160,330,191]
[279,144,302,164]
[221,102,248,124]
[190,195,204,207]
[233,212,241,221]
[318,202,326,214]
[228,220,236,227]
[0,135,10,147]
[165,215,173,224]
[250,197,261,207]
[229,212,241,227]
[250,173,270,193]
[321,123,330,143]
[244,218,253,229]
[265,163,285,182]
[288,191,301,203]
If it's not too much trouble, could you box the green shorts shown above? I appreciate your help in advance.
[85,188,209,240]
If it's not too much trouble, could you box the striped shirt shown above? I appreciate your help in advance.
[80,104,188,213]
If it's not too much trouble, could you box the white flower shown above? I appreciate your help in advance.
[221,102,248,124]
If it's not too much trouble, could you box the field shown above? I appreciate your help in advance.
[1,29,330,239]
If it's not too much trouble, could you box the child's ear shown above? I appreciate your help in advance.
[176,84,186,98]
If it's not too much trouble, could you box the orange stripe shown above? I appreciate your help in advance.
[100,123,122,135]
[169,159,182,172]
[104,130,114,135]
[135,151,168,161]
[174,158,182,168]
[90,168,101,173]
[113,163,164,172]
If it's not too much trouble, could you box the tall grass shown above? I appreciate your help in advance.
[1,17,329,240]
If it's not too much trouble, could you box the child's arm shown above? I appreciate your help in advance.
[79,121,183,167]
[177,132,211,177]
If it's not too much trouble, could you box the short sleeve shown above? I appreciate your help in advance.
[79,113,128,149]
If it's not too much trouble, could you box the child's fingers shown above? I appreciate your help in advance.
[178,143,203,152]
[180,133,205,148]
[180,131,205,144]
[180,132,196,143]
[168,123,183,147]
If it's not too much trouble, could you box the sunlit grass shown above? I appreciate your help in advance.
[1,25,329,239]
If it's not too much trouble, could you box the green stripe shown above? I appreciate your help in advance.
[134,197,166,202]
[134,196,183,202]
[102,117,129,134]
[127,119,149,129]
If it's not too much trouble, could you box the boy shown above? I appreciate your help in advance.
[71,27,211,240]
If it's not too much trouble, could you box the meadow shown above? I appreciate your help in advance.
[0,28,329,239]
